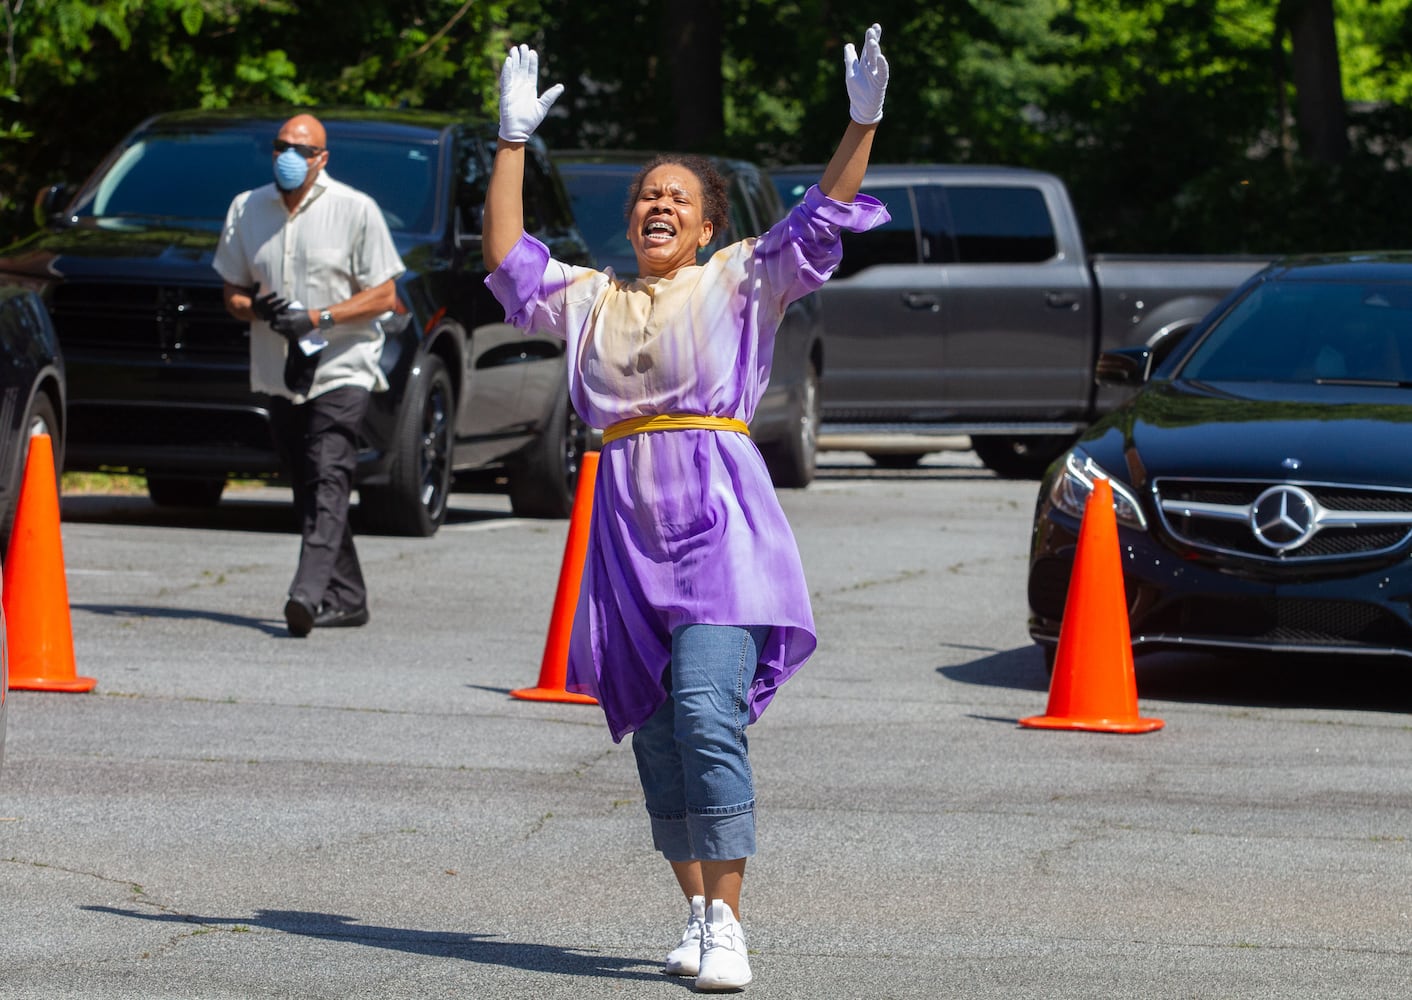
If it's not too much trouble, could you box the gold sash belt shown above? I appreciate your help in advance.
[601,413,751,445]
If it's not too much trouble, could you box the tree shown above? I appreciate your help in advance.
[1,0,1411,252]
[1280,0,1349,163]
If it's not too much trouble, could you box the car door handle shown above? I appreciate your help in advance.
[1045,291,1080,310]
[902,292,940,312]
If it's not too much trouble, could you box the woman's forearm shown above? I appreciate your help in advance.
[483,140,527,271]
[819,121,878,203]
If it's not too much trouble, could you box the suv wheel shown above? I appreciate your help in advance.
[762,360,819,488]
[508,385,589,519]
[147,475,226,507]
[359,355,453,537]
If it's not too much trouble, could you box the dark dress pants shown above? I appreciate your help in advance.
[269,386,371,613]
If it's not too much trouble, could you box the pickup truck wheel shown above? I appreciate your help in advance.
[868,452,925,470]
[358,355,453,537]
[972,435,1074,479]
[147,475,226,508]
[762,360,819,488]
[508,386,588,519]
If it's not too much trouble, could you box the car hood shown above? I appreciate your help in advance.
[0,220,221,285]
[0,219,432,288]
[1089,379,1412,487]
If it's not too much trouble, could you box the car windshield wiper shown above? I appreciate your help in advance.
[1315,377,1412,388]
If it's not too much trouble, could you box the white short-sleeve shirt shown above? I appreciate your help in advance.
[213,171,405,401]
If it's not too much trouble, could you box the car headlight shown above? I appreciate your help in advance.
[1048,449,1148,530]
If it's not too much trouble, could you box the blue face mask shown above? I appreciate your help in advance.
[274,148,309,191]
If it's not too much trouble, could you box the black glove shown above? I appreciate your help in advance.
[249,284,289,323]
[271,308,315,341]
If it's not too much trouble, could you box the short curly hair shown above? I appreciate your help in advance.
[623,154,730,239]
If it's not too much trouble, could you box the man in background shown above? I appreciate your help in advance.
[214,113,404,636]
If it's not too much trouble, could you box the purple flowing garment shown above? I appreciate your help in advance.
[487,184,890,741]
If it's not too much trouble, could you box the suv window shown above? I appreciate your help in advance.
[524,147,575,234]
[945,185,1056,264]
[836,184,918,278]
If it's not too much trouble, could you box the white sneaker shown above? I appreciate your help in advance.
[695,899,752,991]
[664,894,705,976]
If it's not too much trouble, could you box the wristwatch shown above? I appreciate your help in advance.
[318,309,335,330]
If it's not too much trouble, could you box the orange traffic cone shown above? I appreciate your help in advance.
[512,450,599,705]
[1019,476,1161,733]
[3,433,96,692]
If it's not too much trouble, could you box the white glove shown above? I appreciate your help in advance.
[843,23,888,125]
[498,44,564,143]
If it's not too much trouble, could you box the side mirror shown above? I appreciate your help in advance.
[1094,346,1153,387]
[33,184,72,228]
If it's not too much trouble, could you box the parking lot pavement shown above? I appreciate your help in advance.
[2,453,1410,999]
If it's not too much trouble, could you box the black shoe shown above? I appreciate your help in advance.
[284,597,316,637]
[314,603,370,629]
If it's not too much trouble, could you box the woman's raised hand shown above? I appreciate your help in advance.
[843,23,888,125]
[498,44,565,144]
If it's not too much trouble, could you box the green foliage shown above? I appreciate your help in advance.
[0,0,1410,254]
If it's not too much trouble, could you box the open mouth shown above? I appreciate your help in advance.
[643,219,676,245]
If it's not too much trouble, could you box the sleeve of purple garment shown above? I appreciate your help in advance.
[751,184,892,308]
[483,231,605,338]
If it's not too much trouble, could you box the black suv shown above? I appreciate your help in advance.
[553,152,823,488]
[0,108,593,535]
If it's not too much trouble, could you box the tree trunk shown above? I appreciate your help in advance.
[663,0,724,152]
[1286,0,1348,164]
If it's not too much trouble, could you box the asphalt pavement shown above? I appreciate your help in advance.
[1,450,1409,999]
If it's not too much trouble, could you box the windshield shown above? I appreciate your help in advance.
[74,126,441,235]
[1179,279,1412,384]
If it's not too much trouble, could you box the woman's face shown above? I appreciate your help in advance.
[627,163,715,278]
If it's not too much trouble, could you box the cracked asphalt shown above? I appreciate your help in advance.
[2,450,1409,999]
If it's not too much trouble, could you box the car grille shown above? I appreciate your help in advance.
[1140,596,1412,650]
[50,281,247,357]
[1154,478,1412,562]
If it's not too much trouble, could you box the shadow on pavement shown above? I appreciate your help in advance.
[82,906,670,984]
[942,644,1412,714]
[70,603,288,637]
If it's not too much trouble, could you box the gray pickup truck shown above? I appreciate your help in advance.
[772,164,1272,476]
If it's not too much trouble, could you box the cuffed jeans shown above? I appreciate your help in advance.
[269,386,370,613]
[632,623,771,862]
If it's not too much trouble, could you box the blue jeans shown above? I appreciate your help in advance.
[632,623,771,862]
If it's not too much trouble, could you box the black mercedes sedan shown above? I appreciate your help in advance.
[1028,252,1412,667]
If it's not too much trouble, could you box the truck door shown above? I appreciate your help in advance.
[937,183,1092,420]
[819,185,948,421]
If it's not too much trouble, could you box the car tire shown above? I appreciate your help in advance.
[508,384,589,519]
[972,435,1074,479]
[1,391,62,551]
[762,360,819,489]
[147,475,225,508]
[358,355,453,537]
[868,451,926,470]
